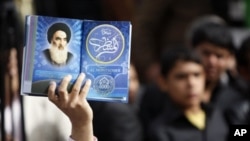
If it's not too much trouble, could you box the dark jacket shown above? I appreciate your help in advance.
[148,99,229,141]
[89,101,143,141]
[139,79,250,141]
[211,74,250,125]
[139,76,249,129]
[138,84,168,133]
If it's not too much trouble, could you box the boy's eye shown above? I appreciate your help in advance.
[175,74,186,79]
[202,50,210,56]
[216,54,224,59]
[193,72,201,77]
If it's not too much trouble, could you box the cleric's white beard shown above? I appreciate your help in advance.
[49,45,68,65]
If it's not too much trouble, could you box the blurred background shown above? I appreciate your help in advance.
[1,0,250,141]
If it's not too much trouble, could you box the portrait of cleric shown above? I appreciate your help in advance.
[43,22,73,66]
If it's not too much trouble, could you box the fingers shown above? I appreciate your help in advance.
[48,74,91,104]
[48,81,58,103]
[70,73,85,98]
[58,75,72,101]
[79,79,92,100]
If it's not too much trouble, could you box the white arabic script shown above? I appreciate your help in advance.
[89,35,119,59]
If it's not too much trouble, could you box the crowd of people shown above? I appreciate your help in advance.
[1,0,250,141]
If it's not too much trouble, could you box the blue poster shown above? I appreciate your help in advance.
[21,15,131,103]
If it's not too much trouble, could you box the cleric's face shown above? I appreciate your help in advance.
[49,30,69,65]
[51,30,68,50]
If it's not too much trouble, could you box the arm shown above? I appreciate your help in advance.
[48,73,94,141]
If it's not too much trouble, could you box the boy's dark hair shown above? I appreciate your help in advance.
[160,46,203,77]
[190,22,235,54]
[237,36,250,69]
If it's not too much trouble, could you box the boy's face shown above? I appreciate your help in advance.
[195,42,231,82]
[162,61,205,108]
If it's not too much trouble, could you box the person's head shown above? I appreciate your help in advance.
[159,46,206,108]
[190,21,235,83]
[186,15,226,45]
[237,36,250,82]
[47,23,71,65]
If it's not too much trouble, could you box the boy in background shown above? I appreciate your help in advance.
[189,19,249,124]
[148,47,229,141]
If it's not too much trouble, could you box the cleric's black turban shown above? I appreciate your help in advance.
[47,22,71,43]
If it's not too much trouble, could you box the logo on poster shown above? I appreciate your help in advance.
[86,24,125,64]
[93,75,115,95]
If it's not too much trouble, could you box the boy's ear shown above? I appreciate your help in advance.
[157,75,168,92]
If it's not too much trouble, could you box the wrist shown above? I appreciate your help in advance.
[71,122,93,141]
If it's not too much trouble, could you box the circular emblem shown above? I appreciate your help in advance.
[93,75,115,95]
[86,24,125,64]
